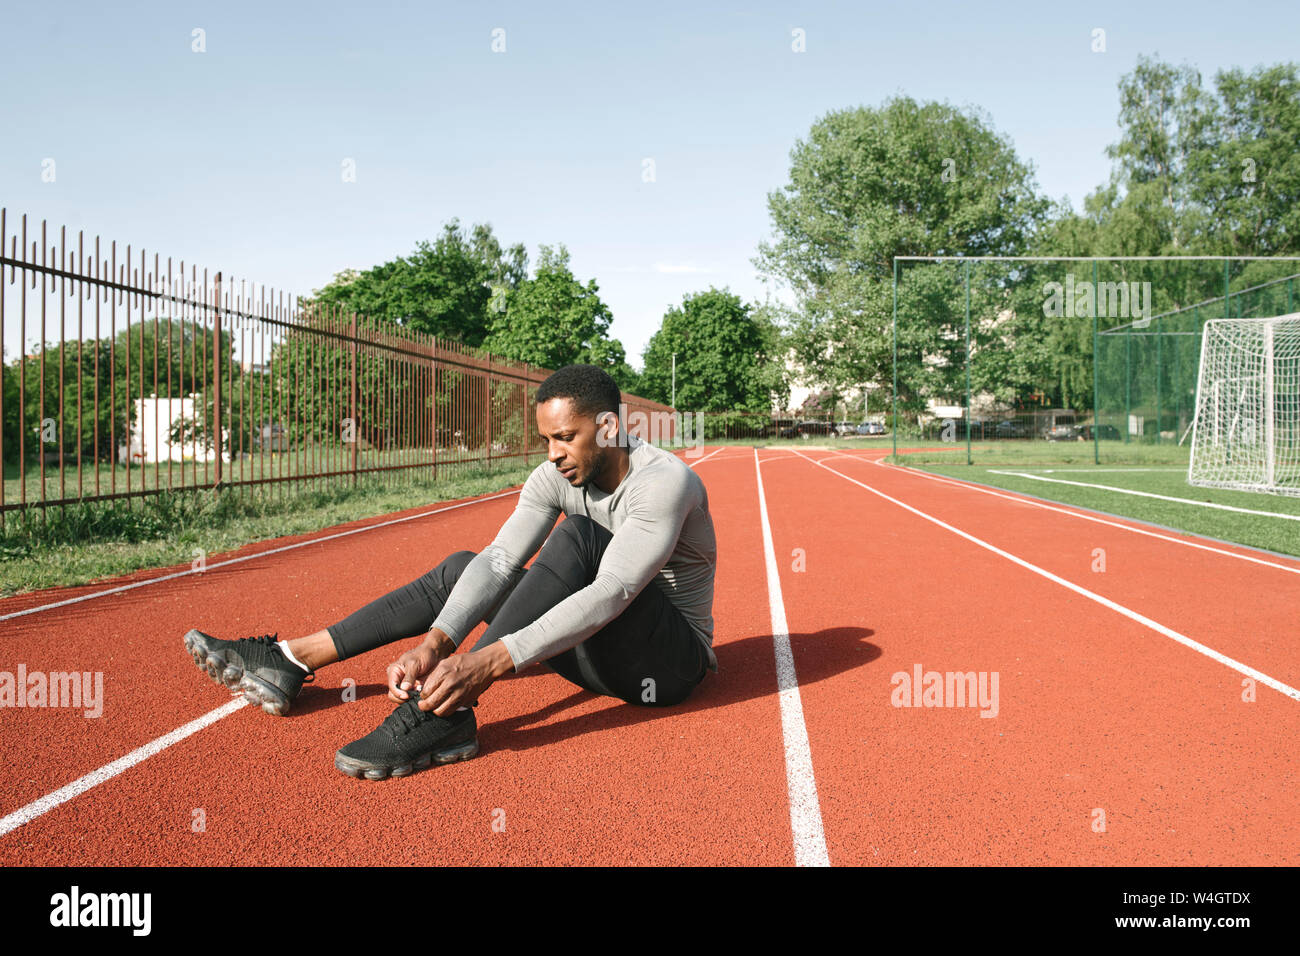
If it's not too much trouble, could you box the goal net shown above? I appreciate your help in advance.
[1188,313,1300,496]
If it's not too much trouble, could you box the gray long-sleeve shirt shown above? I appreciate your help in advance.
[430,435,718,673]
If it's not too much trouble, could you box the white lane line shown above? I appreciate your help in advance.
[788,449,1300,703]
[867,461,1300,578]
[753,448,831,867]
[1034,468,1186,474]
[986,470,1300,521]
[0,698,249,838]
[1,489,522,623]
[683,447,726,467]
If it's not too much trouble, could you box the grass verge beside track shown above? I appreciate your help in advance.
[904,460,1300,558]
[891,441,1191,467]
[0,460,534,597]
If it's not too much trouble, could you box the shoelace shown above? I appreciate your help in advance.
[238,633,279,647]
[383,697,433,738]
[235,633,315,682]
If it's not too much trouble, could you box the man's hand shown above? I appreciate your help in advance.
[417,643,515,716]
[386,629,456,702]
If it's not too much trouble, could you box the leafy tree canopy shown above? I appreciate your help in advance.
[303,219,527,347]
[639,288,786,413]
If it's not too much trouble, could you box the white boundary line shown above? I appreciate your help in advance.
[683,447,726,467]
[855,459,1300,579]
[986,470,1300,522]
[0,698,249,838]
[1,489,522,623]
[1030,468,1186,474]
[788,449,1300,703]
[753,448,831,867]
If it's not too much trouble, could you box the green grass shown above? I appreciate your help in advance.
[905,459,1300,557]
[3,445,520,504]
[888,440,1192,468]
[0,459,535,597]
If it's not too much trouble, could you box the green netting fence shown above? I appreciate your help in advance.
[890,257,1300,464]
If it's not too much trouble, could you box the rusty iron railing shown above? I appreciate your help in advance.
[0,209,676,524]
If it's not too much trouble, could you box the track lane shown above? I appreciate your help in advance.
[822,451,1300,690]
[758,447,1300,865]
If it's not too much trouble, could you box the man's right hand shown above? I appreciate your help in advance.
[387,629,456,702]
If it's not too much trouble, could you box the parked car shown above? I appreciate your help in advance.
[1075,423,1121,441]
[994,420,1030,439]
[799,420,835,436]
[255,422,290,452]
[769,418,797,439]
[856,422,887,436]
[963,419,998,440]
[1039,414,1078,439]
[833,421,858,437]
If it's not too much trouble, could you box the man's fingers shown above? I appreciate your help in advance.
[387,661,411,701]
[417,674,452,712]
[430,690,462,717]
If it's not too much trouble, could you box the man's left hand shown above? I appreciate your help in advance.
[417,643,515,716]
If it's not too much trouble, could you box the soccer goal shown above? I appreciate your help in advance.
[1188,313,1300,496]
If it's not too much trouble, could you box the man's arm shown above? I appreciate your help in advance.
[427,465,562,650]
[498,468,696,671]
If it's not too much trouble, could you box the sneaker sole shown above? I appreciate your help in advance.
[334,738,480,781]
[183,629,233,689]
[182,629,295,716]
[236,672,293,717]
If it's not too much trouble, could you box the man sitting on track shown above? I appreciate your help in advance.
[182,364,718,780]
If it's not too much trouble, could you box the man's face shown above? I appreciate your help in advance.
[536,397,616,488]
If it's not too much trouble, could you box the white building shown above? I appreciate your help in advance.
[119,394,230,464]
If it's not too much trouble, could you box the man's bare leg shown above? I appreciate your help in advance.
[280,629,341,671]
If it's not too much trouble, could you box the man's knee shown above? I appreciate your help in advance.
[442,549,477,573]
[551,514,595,543]
[432,550,476,592]
[537,515,606,570]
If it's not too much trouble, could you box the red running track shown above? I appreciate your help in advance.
[1,446,1296,865]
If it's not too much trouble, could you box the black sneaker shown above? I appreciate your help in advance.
[182,629,314,716]
[334,698,479,780]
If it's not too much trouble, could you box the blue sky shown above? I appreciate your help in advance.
[3,0,1299,367]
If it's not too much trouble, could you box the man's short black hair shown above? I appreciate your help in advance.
[535,364,622,420]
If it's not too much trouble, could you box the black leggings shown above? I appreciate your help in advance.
[327,515,707,706]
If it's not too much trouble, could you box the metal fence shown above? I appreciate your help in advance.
[0,209,675,523]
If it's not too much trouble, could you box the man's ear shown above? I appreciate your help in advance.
[595,410,620,447]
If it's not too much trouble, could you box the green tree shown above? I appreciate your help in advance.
[1194,62,1300,259]
[303,219,527,346]
[639,288,785,423]
[1063,57,1299,266]
[755,97,1050,416]
[484,244,637,389]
